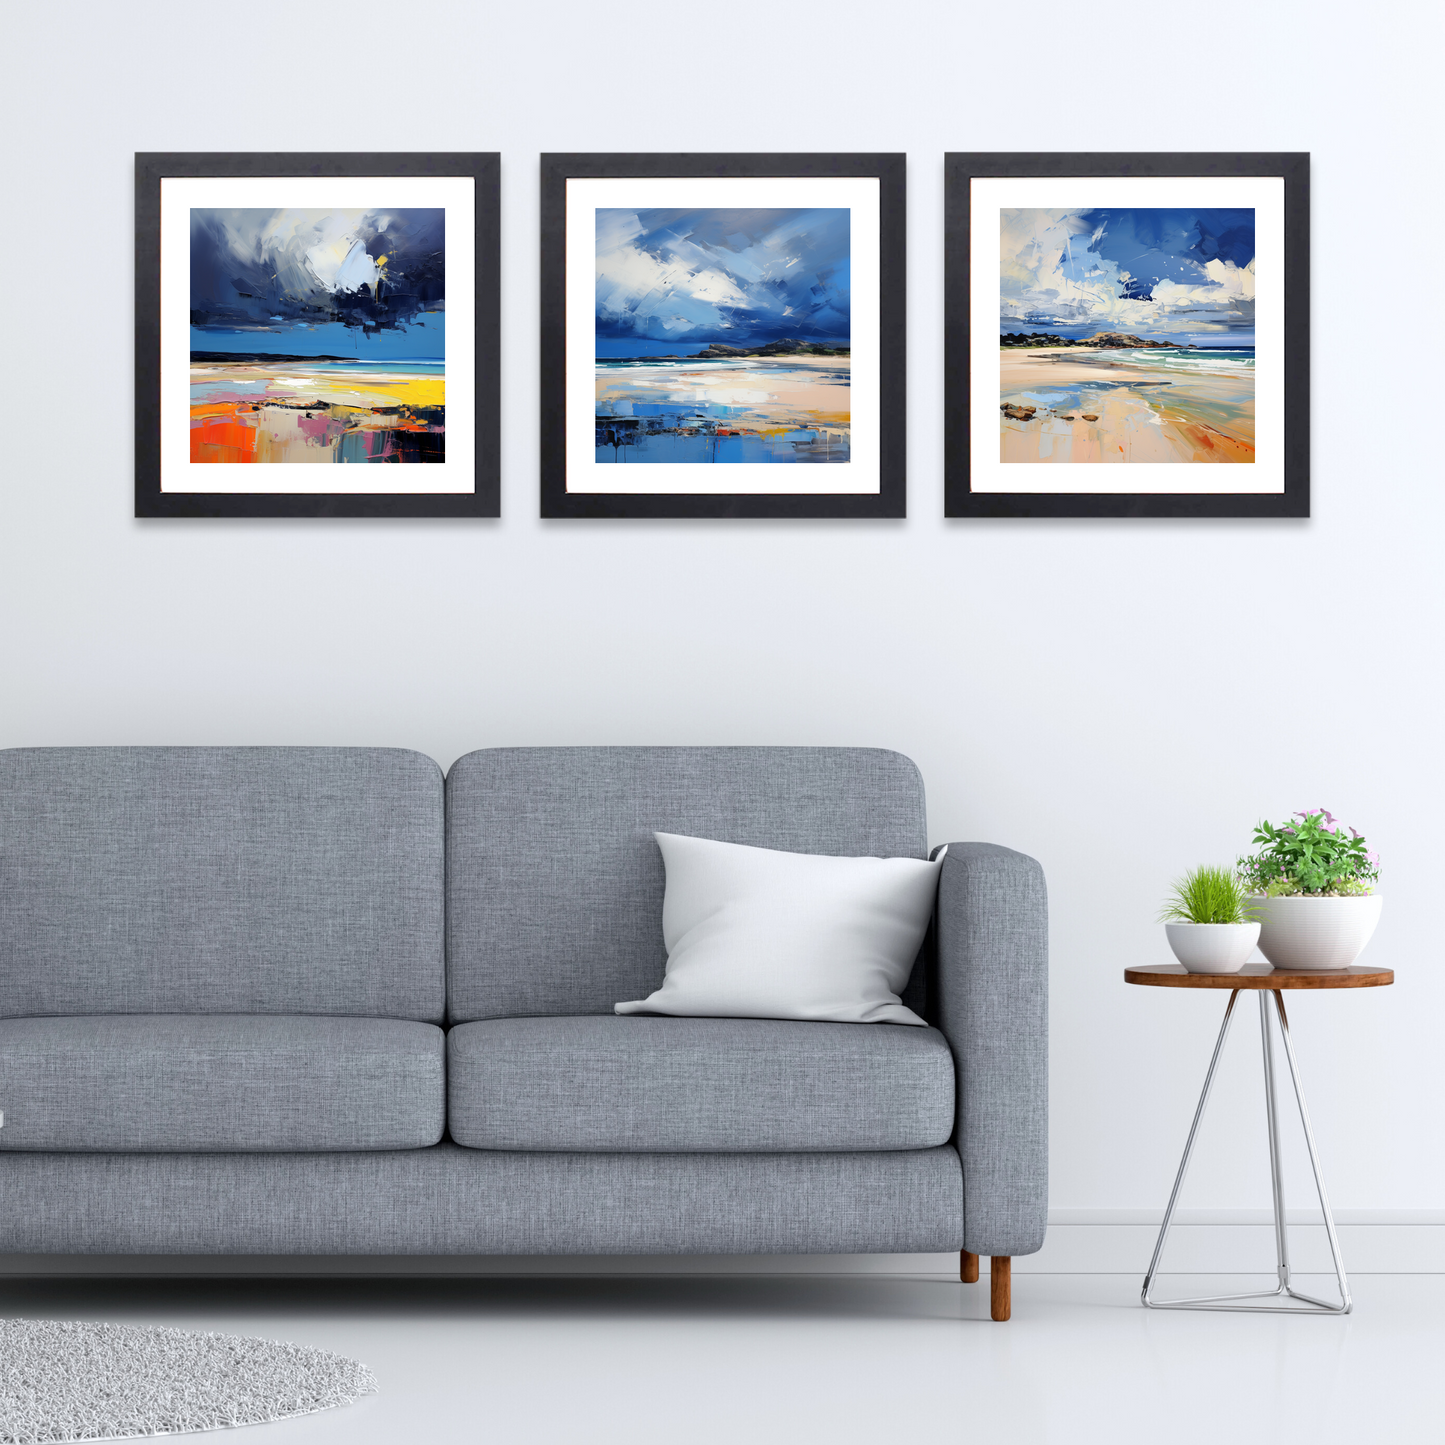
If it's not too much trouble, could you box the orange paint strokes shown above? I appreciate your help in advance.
[191,399,256,419]
[1166,417,1256,464]
[191,402,258,463]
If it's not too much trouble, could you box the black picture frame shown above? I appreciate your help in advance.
[944,152,1309,518]
[540,153,906,519]
[135,152,500,518]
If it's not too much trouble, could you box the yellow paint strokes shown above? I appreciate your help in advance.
[193,363,443,411]
[283,373,446,409]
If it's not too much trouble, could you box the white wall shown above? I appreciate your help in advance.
[5,0,1440,1262]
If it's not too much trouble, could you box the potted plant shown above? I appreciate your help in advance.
[1159,865,1261,974]
[1237,808,1382,971]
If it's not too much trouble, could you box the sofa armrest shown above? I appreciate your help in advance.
[933,841,1048,1257]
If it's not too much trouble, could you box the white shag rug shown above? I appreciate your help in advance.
[0,1318,377,1443]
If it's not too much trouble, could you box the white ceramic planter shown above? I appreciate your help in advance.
[1249,893,1383,971]
[1164,921,1262,974]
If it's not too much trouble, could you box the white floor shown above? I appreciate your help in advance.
[0,1271,1437,1445]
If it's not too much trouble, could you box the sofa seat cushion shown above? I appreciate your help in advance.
[0,1016,444,1152]
[447,1015,955,1152]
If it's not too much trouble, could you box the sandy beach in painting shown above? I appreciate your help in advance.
[999,346,1254,464]
[190,360,444,464]
[595,355,850,464]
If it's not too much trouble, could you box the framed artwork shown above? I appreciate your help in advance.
[945,153,1309,518]
[540,153,906,518]
[136,152,500,517]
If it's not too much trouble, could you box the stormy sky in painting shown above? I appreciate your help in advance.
[1001,208,1255,344]
[190,208,444,360]
[596,208,850,350]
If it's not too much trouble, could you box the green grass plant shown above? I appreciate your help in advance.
[1158,865,1259,925]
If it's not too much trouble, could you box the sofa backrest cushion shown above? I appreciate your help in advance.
[0,748,444,1021]
[445,747,928,1022]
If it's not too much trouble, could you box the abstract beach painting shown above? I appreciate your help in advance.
[189,207,446,465]
[593,207,852,465]
[946,153,1308,517]
[137,154,498,517]
[543,155,904,518]
[998,207,1256,465]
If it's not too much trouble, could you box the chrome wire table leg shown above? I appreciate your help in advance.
[1271,990,1352,1313]
[1141,989,1239,1307]
[1261,989,1291,1299]
[1142,986,1353,1313]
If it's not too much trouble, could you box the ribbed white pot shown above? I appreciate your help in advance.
[1249,894,1383,971]
[1164,921,1261,974]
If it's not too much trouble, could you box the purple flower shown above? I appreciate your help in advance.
[1321,809,1337,825]
[1350,827,1361,838]
[1281,826,1296,835]
[1367,851,1379,864]
[1321,821,1337,833]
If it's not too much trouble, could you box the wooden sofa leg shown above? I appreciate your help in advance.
[990,1257,1012,1321]
[960,1250,979,1283]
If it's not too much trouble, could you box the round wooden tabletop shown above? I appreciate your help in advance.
[1125,963,1393,990]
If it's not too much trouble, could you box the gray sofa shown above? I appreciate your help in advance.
[0,746,1047,1319]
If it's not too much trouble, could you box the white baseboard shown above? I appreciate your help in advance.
[1021,1220,1445,1274]
[1,1215,1440,1278]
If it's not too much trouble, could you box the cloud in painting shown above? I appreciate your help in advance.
[596,208,850,345]
[190,208,444,342]
[1001,208,1255,340]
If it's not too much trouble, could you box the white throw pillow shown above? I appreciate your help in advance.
[615,833,944,1026]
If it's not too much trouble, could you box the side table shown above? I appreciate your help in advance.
[1124,962,1393,1314]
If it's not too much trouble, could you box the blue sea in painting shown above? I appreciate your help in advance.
[594,355,851,465]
